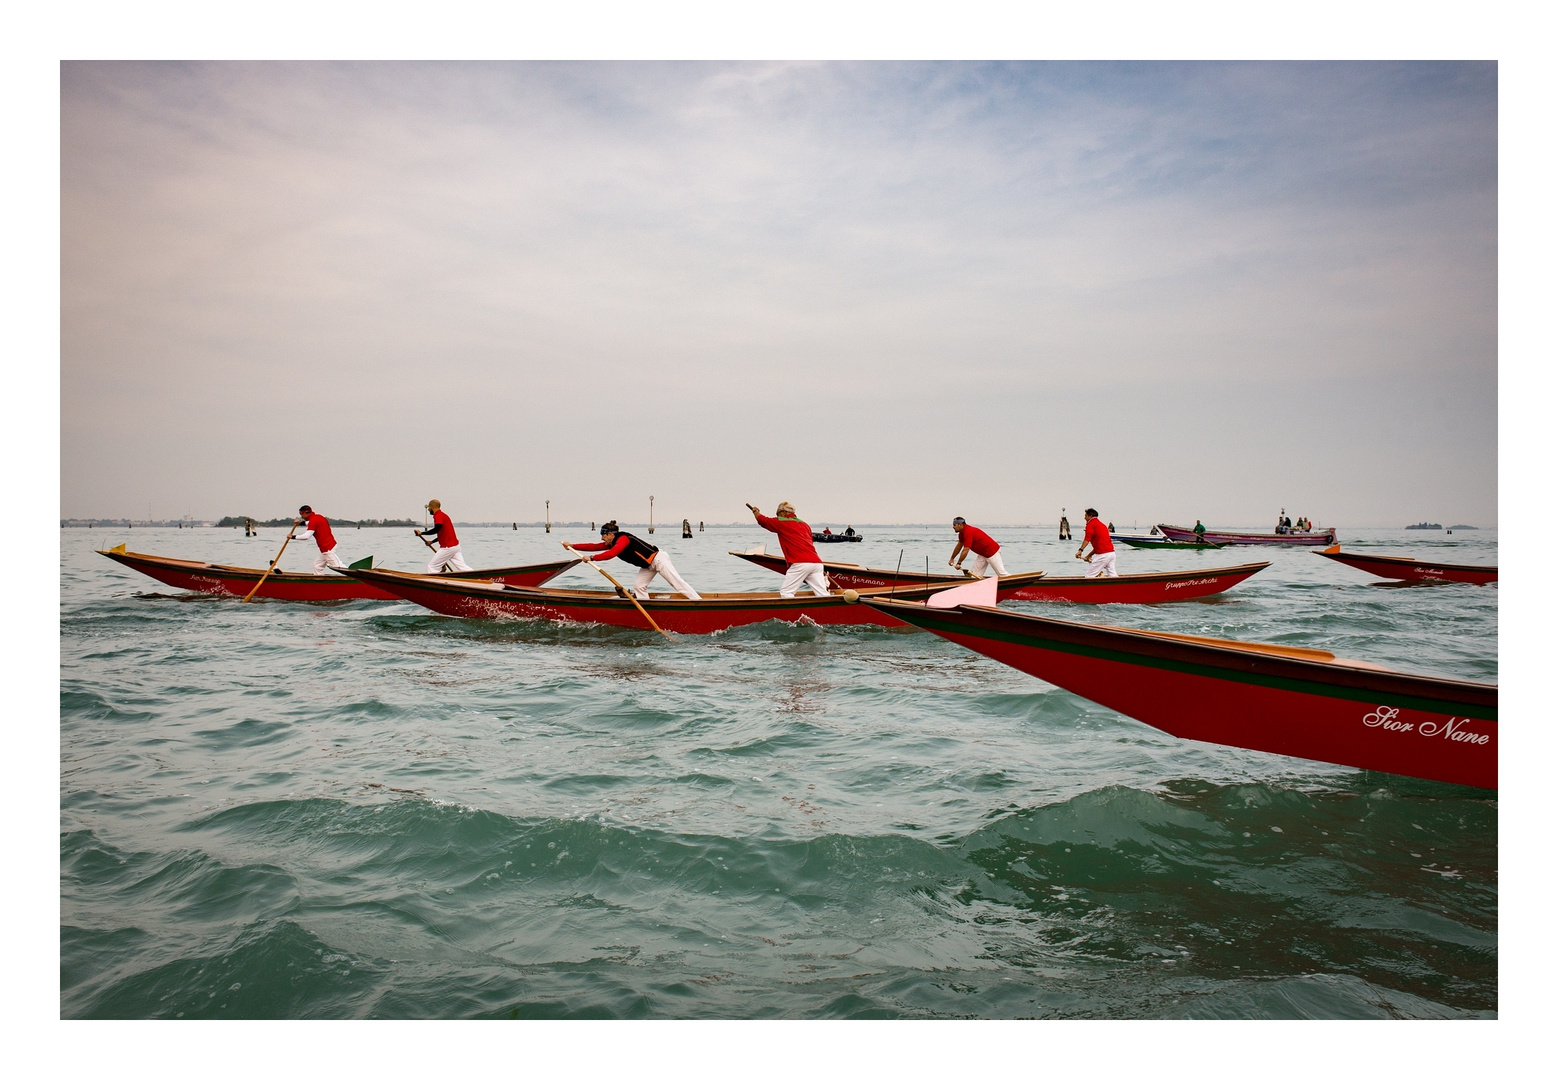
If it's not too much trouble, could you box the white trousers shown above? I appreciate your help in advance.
[779,562,831,598]
[428,544,473,573]
[633,552,701,600]
[313,546,347,574]
[970,552,1008,577]
[1083,551,1118,578]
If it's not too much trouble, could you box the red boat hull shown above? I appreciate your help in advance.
[343,568,951,632]
[997,563,1268,603]
[861,600,1496,789]
[1158,523,1337,547]
[99,549,576,601]
[731,550,1267,603]
[1315,550,1497,585]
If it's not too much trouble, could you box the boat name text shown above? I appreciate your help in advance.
[1362,707,1489,745]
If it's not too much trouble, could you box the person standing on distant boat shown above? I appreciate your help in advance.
[1076,508,1117,577]
[566,521,701,600]
[747,501,831,598]
[295,505,347,574]
[1194,520,1206,539]
[949,517,1007,577]
[417,499,472,573]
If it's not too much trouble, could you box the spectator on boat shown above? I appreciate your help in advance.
[747,501,831,598]
[845,526,855,537]
[1076,508,1117,577]
[823,527,832,536]
[1109,522,1115,533]
[949,517,1007,577]
[566,521,701,600]
[417,499,473,573]
[295,505,347,574]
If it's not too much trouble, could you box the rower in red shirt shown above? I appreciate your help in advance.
[295,505,347,574]
[1076,507,1117,577]
[747,500,831,598]
[415,499,472,573]
[565,520,701,599]
[949,517,1007,577]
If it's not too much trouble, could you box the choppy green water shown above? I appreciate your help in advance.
[61,525,1497,1018]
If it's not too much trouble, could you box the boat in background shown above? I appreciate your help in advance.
[340,566,961,632]
[98,547,578,602]
[857,597,1496,789]
[1315,547,1497,586]
[812,530,863,543]
[1158,523,1337,547]
[731,549,1268,603]
[1114,534,1226,550]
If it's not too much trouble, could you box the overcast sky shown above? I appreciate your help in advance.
[61,61,1496,527]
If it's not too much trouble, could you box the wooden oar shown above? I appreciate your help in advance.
[242,527,297,603]
[563,543,672,639]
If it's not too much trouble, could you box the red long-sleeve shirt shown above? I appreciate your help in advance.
[755,513,821,564]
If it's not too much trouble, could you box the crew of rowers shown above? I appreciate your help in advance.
[289,499,1123,593]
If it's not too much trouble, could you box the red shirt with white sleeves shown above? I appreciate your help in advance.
[303,513,336,552]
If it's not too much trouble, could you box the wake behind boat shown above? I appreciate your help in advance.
[1315,547,1497,585]
[1158,523,1337,547]
[859,597,1495,789]
[342,566,964,632]
[731,549,1268,603]
[98,546,578,601]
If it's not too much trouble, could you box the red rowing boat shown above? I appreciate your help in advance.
[858,598,1496,789]
[97,547,578,601]
[1315,548,1497,586]
[1158,523,1337,547]
[731,550,1268,603]
[342,566,959,632]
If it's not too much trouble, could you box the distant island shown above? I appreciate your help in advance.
[215,516,416,528]
[1404,522,1442,530]
[1449,525,1480,530]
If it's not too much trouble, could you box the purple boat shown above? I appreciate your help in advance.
[1157,523,1337,547]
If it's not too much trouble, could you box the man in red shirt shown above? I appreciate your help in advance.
[747,501,831,598]
[295,505,348,574]
[1076,507,1117,577]
[416,499,473,573]
[565,520,701,599]
[949,517,1007,577]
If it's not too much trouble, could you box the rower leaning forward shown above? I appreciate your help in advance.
[566,520,702,600]
[949,516,1007,577]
